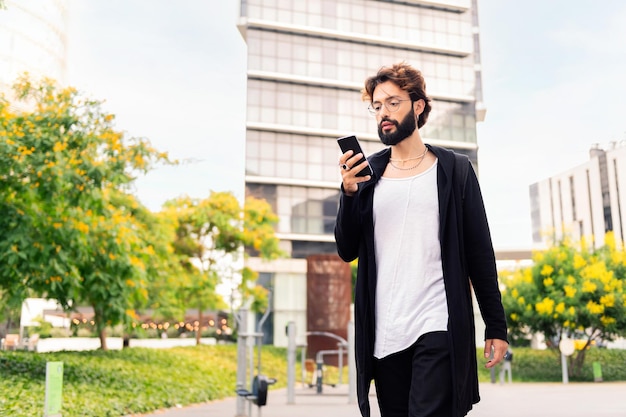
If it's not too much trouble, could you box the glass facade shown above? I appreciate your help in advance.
[0,0,69,94]
[244,0,472,53]
[240,0,484,259]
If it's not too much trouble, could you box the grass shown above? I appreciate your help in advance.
[0,344,624,416]
[0,344,289,417]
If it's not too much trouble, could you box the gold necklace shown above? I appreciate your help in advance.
[389,148,428,171]
[389,147,428,162]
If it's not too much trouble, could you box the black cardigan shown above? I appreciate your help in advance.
[335,144,507,417]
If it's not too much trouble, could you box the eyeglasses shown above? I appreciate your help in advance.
[367,98,412,115]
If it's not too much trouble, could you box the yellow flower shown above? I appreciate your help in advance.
[574,340,587,351]
[540,264,554,276]
[522,269,533,283]
[130,256,145,270]
[601,316,616,326]
[75,221,89,234]
[535,297,555,315]
[53,141,67,152]
[517,296,525,306]
[604,231,616,250]
[573,254,586,269]
[510,313,519,322]
[600,294,615,308]
[586,300,604,315]
[555,302,565,314]
[582,280,597,293]
[564,285,577,298]
[543,277,554,286]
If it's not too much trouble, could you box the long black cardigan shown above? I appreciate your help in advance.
[335,144,507,417]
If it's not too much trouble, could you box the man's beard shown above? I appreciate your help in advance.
[378,110,416,146]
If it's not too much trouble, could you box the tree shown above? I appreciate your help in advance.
[164,192,281,344]
[501,232,626,376]
[0,76,172,349]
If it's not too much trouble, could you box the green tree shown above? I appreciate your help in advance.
[0,76,172,349]
[165,192,281,344]
[501,232,626,376]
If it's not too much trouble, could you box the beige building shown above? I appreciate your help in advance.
[530,142,626,249]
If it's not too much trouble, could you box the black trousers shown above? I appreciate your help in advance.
[373,331,452,417]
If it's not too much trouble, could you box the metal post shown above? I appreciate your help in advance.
[337,343,343,386]
[287,321,296,404]
[316,359,324,394]
[300,345,307,387]
[347,320,356,404]
[235,308,248,417]
[561,353,569,384]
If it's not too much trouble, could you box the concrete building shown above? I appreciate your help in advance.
[530,142,626,249]
[0,0,69,103]
[237,0,488,347]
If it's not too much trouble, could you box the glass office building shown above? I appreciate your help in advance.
[0,0,69,101]
[238,0,485,346]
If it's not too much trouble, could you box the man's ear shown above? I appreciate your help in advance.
[413,98,424,115]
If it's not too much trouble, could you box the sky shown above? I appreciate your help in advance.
[66,0,626,251]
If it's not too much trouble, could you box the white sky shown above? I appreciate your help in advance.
[66,0,626,250]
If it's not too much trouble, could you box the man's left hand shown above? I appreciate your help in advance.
[484,338,509,368]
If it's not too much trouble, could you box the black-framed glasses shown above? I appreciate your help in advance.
[367,98,412,116]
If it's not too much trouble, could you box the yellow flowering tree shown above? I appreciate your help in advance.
[501,233,626,376]
[0,76,173,349]
[163,192,281,344]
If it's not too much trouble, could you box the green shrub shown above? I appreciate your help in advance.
[30,317,53,338]
[49,328,69,338]
[476,347,626,382]
[76,328,94,337]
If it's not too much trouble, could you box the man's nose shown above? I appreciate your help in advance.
[379,104,391,118]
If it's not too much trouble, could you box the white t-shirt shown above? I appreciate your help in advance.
[372,160,449,359]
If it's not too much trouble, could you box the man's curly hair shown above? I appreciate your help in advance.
[362,62,432,128]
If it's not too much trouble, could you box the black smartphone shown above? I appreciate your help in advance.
[337,135,373,177]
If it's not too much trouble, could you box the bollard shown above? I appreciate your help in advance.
[286,321,296,404]
[316,360,324,394]
[235,309,248,417]
[593,362,603,382]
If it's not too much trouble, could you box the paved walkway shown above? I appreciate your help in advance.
[137,381,626,417]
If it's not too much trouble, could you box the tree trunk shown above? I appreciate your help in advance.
[99,327,108,351]
[571,349,587,378]
[94,308,108,350]
[196,307,202,346]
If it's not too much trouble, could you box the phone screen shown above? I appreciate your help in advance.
[337,135,373,177]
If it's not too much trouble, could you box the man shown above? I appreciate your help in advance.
[335,62,508,417]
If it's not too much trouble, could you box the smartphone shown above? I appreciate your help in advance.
[337,135,373,177]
